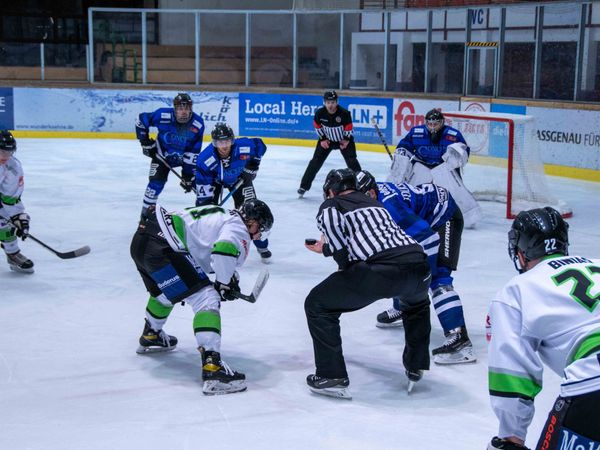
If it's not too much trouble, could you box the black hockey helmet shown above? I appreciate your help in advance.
[0,130,16,153]
[508,207,569,273]
[425,109,445,143]
[323,90,338,102]
[239,199,274,234]
[323,168,357,198]
[356,170,378,196]
[173,93,192,108]
[211,123,235,143]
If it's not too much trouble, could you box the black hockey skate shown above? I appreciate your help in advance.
[376,307,403,328]
[136,319,177,354]
[432,326,476,365]
[405,369,423,394]
[6,251,34,274]
[201,349,247,395]
[306,374,351,399]
[257,247,272,263]
[297,188,306,198]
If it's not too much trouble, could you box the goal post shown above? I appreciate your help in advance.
[443,111,572,219]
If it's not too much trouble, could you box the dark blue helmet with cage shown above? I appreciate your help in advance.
[508,206,569,273]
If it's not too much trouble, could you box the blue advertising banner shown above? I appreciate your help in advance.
[239,93,393,145]
[0,87,14,130]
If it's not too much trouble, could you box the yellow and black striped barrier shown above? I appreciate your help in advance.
[466,42,498,47]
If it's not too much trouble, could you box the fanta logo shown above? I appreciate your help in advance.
[394,101,425,135]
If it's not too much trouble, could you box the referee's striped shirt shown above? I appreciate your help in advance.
[313,105,354,143]
[317,191,421,268]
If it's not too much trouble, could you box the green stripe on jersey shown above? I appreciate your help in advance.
[1,194,20,205]
[571,330,600,363]
[171,214,188,251]
[488,371,542,399]
[145,296,173,320]
[212,240,240,257]
[193,311,221,335]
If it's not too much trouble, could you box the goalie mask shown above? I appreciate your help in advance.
[173,93,193,123]
[508,207,569,273]
[425,109,444,143]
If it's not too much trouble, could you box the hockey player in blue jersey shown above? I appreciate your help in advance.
[135,93,205,220]
[194,123,271,262]
[389,109,482,228]
[356,170,475,365]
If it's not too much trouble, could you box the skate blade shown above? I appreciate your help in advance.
[433,350,477,365]
[136,345,177,354]
[407,380,417,394]
[260,257,272,265]
[375,321,404,329]
[9,265,34,274]
[202,379,247,395]
[308,386,352,400]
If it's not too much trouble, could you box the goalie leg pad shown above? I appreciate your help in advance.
[431,164,482,228]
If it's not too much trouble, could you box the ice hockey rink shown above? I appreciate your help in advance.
[2,138,600,450]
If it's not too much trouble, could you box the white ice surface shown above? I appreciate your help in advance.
[2,139,600,450]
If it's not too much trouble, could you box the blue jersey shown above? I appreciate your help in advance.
[396,125,469,167]
[387,182,457,231]
[195,137,267,204]
[375,181,440,276]
[135,107,205,175]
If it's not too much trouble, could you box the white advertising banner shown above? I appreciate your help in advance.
[392,98,460,143]
[13,88,238,135]
[528,106,600,170]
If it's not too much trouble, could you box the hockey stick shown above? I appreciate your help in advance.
[27,234,91,259]
[230,269,269,303]
[218,178,244,206]
[7,218,91,259]
[154,152,197,195]
[371,117,393,161]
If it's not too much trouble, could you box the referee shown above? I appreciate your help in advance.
[297,90,362,198]
[304,168,432,399]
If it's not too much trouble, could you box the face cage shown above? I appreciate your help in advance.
[507,229,525,273]
[426,119,443,133]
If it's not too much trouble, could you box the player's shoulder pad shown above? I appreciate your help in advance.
[154,108,173,123]
[190,113,205,129]
[197,146,218,168]
[412,125,427,134]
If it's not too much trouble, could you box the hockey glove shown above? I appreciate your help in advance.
[180,173,195,193]
[214,272,240,302]
[140,138,157,158]
[488,437,530,450]
[243,161,259,181]
[320,139,330,150]
[11,213,30,240]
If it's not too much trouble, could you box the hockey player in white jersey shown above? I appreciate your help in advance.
[130,199,273,395]
[487,207,600,450]
[0,130,34,274]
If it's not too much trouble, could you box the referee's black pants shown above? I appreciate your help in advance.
[304,253,431,379]
[299,140,362,192]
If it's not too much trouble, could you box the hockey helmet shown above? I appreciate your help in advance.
[323,168,357,198]
[508,207,569,273]
[323,90,338,102]
[0,130,16,154]
[356,170,378,196]
[173,93,192,123]
[425,109,445,142]
[239,199,274,234]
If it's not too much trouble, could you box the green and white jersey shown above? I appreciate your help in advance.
[0,156,26,218]
[156,204,250,284]
[488,255,600,440]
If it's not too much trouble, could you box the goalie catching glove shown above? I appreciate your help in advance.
[11,213,30,240]
[140,138,157,158]
[214,272,240,301]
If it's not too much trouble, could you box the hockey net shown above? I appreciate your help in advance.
[443,111,572,219]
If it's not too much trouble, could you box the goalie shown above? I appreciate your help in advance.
[388,109,482,228]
